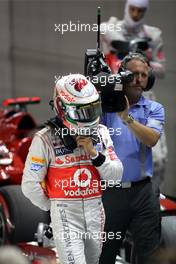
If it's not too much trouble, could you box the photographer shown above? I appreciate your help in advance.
[99,53,164,264]
[101,0,168,189]
[21,74,123,264]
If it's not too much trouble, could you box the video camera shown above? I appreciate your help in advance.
[84,7,134,113]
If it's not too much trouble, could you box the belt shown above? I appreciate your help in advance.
[117,177,151,189]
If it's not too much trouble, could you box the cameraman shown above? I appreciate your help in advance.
[99,53,164,264]
[101,0,168,189]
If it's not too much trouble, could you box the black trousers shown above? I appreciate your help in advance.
[99,180,161,264]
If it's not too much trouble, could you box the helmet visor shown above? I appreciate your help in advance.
[65,100,102,123]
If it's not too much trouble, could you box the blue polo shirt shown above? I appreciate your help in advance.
[102,96,165,182]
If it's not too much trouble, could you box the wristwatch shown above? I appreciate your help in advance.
[124,114,135,125]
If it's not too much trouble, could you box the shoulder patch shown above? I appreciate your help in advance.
[30,163,43,171]
[54,147,73,156]
[107,146,118,161]
[31,156,46,164]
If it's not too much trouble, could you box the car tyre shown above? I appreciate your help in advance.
[0,185,50,244]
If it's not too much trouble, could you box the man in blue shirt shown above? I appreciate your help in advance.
[99,52,164,264]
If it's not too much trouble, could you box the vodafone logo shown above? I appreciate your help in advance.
[73,168,92,187]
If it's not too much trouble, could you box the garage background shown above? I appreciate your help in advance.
[0,0,175,196]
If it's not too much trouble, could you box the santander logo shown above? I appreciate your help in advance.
[55,154,91,165]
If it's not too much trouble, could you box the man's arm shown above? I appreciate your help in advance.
[21,133,51,211]
[76,129,123,184]
[118,97,164,147]
[101,17,123,55]
[150,41,166,78]
[123,116,160,147]
[145,25,166,78]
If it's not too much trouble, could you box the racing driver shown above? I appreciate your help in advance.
[21,74,123,264]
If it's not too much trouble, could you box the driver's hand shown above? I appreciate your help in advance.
[76,136,97,158]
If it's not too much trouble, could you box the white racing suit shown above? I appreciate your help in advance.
[101,17,168,185]
[22,123,123,264]
[101,16,166,77]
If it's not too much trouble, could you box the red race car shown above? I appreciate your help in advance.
[0,97,56,264]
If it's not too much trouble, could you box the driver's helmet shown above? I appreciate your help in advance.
[54,74,102,135]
